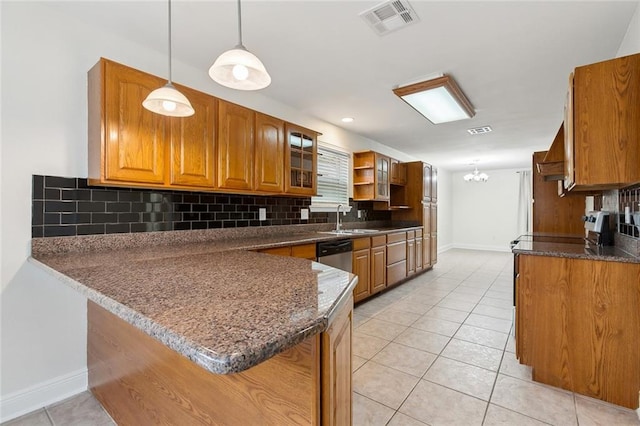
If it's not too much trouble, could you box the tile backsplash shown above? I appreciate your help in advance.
[618,184,640,238]
[32,175,330,238]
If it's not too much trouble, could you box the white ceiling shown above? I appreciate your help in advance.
[47,0,637,171]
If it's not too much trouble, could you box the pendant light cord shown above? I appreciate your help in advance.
[167,0,173,84]
[237,0,244,48]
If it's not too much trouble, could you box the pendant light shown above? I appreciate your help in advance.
[208,0,271,91]
[142,0,194,117]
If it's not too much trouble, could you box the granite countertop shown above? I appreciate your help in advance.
[30,224,422,375]
[512,233,640,264]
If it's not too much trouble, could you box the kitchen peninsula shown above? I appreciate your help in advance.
[30,228,360,425]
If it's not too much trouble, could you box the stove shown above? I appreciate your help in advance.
[584,210,613,246]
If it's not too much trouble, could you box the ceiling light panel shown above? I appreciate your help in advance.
[360,0,419,36]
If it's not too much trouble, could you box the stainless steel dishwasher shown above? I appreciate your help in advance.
[316,239,353,272]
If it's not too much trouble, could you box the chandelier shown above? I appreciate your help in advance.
[464,167,489,182]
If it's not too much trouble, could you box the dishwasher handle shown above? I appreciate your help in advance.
[317,239,353,257]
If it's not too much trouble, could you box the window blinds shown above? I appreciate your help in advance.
[311,143,350,206]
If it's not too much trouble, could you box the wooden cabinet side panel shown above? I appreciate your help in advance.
[170,86,216,188]
[430,234,437,265]
[322,298,353,426]
[352,249,371,303]
[415,238,423,272]
[566,260,640,408]
[255,113,285,193]
[532,151,586,234]
[217,101,254,190]
[371,246,387,294]
[88,60,104,183]
[422,235,431,269]
[104,61,166,184]
[88,301,318,425]
[406,239,416,276]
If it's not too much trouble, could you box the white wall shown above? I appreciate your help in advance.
[0,2,421,421]
[435,169,453,252]
[617,1,640,57]
[451,168,523,252]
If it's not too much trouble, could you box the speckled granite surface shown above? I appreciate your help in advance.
[512,233,640,264]
[30,224,422,375]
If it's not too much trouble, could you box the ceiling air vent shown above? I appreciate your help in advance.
[467,126,493,135]
[359,0,420,36]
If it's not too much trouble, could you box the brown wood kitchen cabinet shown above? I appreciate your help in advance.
[386,232,407,286]
[415,229,423,273]
[352,238,372,302]
[406,230,416,277]
[390,158,407,185]
[217,100,254,191]
[285,124,317,196]
[564,53,640,191]
[89,58,217,190]
[352,151,390,202]
[257,243,316,260]
[370,236,387,295]
[516,254,640,409]
[254,113,285,193]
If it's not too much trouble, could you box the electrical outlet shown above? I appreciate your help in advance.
[300,208,309,220]
[259,208,266,221]
[357,210,362,219]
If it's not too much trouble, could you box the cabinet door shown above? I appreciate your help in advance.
[322,298,353,426]
[101,60,167,184]
[390,159,406,185]
[217,100,254,190]
[430,204,437,234]
[430,233,438,265]
[285,124,317,195]
[375,154,390,200]
[406,238,416,276]
[169,85,215,188]
[415,238,423,273]
[352,248,371,303]
[371,246,386,294]
[422,234,431,268]
[564,72,575,189]
[430,168,438,201]
[255,113,284,193]
[423,206,431,234]
[423,163,432,201]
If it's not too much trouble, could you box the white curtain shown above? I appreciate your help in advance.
[517,171,532,235]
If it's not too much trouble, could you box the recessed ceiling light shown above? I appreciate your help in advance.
[467,126,492,135]
[341,117,354,123]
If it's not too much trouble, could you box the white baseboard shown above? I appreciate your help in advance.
[0,368,87,423]
[438,243,454,254]
[452,243,512,253]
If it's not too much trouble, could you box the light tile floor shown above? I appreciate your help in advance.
[4,249,640,425]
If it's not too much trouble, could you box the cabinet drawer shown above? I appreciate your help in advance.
[415,229,423,238]
[291,243,316,259]
[371,235,386,247]
[352,237,371,251]
[386,241,407,265]
[387,261,407,286]
[387,232,407,244]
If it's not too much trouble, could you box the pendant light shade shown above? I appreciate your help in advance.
[143,0,194,117]
[209,0,271,91]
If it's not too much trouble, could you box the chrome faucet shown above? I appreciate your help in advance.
[336,204,343,232]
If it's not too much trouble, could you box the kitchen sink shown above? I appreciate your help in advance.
[318,229,379,235]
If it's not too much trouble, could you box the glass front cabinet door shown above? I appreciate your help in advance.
[285,124,317,195]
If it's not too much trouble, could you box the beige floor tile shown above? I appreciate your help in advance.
[423,306,469,323]
[3,409,52,426]
[387,412,429,426]
[373,308,421,326]
[423,356,497,401]
[356,318,408,341]
[454,324,509,350]
[437,298,476,312]
[352,332,389,359]
[393,328,451,354]
[499,351,532,381]
[411,316,461,337]
[371,342,437,377]
[399,380,487,426]
[353,361,420,409]
[472,304,513,320]
[462,278,495,288]
[479,296,513,309]
[352,392,395,426]
[491,374,577,425]
[387,299,434,315]
[505,334,516,353]
[446,291,483,304]
[353,312,371,329]
[485,289,513,301]
[464,313,512,333]
[455,285,489,296]
[352,355,367,372]
[575,395,640,426]
[46,391,114,426]
[442,338,503,371]
[483,403,549,425]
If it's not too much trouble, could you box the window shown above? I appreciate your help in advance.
[310,142,351,212]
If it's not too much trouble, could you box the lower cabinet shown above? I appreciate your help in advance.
[415,229,423,273]
[386,232,407,286]
[370,236,387,294]
[406,230,416,277]
[352,236,386,303]
[258,243,316,260]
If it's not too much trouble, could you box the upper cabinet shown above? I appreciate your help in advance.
[423,163,432,201]
[430,167,438,202]
[564,53,640,191]
[390,158,407,185]
[285,124,317,196]
[88,58,317,196]
[89,58,168,186]
[353,151,389,201]
[217,100,254,191]
[254,113,285,193]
